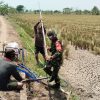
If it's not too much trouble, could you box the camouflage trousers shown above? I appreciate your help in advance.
[44,61,60,84]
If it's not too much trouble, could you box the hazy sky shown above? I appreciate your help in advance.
[1,0,100,11]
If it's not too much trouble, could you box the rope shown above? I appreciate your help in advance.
[17,67,37,79]
[18,64,38,79]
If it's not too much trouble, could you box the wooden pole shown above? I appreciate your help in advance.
[38,3,48,57]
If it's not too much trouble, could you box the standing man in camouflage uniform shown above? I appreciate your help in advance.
[34,20,46,64]
[44,30,63,89]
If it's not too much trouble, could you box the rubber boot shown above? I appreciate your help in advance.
[48,83,60,89]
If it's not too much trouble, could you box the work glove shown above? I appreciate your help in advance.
[45,56,53,61]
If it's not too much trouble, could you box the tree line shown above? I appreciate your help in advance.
[0,1,100,15]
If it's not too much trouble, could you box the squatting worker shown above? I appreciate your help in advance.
[0,60,23,91]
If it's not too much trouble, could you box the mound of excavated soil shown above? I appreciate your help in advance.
[60,45,100,100]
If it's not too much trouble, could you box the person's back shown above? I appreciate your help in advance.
[35,27,44,47]
[34,21,46,47]
[0,60,22,90]
[34,21,46,64]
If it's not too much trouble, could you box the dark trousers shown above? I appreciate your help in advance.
[44,63,60,84]
[7,80,18,90]
[0,80,18,91]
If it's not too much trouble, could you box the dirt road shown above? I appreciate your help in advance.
[0,16,21,50]
[0,16,7,44]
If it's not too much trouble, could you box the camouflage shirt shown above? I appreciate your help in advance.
[50,40,63,67]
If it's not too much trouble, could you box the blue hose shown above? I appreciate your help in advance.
[16,67,37,80]
[18,64,37,78]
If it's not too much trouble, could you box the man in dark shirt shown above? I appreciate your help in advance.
[44,30,63,89]
[0,60,23,90]
[34,21,46,64]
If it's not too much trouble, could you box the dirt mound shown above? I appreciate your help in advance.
[60,45,100,100]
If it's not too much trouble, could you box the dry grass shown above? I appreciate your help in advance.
[9,14,100,55]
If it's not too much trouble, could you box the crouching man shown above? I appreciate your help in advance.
[0,60,23,91]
